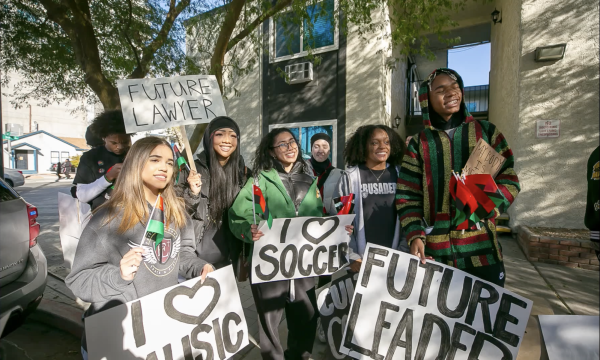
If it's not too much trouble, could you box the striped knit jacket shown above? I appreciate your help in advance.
[396,68,520,270]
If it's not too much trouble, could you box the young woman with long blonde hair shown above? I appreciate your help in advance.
[66,136,213,359]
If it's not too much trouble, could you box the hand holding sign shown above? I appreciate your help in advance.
[252,215,355,283]
[187,170,202,195]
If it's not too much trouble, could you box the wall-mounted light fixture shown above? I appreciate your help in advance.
[491,9,502,25]
[534,43,567,62]
[393,114,401,129]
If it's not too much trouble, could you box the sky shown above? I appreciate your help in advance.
[447,42,491,87]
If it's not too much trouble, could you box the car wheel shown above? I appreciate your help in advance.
[5,179,14,187]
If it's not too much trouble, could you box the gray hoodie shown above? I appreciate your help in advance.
[65,205,209,318]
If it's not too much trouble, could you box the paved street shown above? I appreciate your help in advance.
[0,319,81,360]
[15,177,74,278]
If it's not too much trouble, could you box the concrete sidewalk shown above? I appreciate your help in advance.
[39,235,598,360]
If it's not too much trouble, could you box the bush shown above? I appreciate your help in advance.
[70,154,81,167]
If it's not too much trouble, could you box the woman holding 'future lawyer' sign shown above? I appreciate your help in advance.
[229,128,353,360]
[66,137,214,360]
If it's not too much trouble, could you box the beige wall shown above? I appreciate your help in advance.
[1,71,88,138]
[490,0,599,229]
[345,7,390,138]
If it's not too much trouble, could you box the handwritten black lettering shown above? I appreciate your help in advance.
[255,244,279,281]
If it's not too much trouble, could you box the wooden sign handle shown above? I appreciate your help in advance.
[179,125,197,173]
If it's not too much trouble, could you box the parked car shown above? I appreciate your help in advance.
[0,178,47,338]
[3,168,25,188]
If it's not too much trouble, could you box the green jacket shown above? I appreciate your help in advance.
[228,169,323,260]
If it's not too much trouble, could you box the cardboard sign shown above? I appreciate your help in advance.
[463,139,506,178]
[85,266,249,360]
[536,120,560,138]
[252,215,356,284]
[317,271,359,359]
[117,75,227,134]
[538,315,599,360]
[340,244,533,360]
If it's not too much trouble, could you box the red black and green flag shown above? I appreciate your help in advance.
[145,195,165,247]
[173,144,190,172]
[253,184,273,229]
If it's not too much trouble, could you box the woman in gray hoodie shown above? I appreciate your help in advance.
[66,136,213,359]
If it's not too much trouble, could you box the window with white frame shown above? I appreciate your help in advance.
[51,151,60,165]
[61,151,70,161]
[271,0,337,62]
[269,120,337,166]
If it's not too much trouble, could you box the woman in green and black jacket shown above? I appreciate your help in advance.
[229,128,351,360]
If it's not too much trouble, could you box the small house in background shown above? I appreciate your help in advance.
[2,131,90,174]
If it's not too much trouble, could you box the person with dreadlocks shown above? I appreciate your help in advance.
[175,116,250,271]
[344,124,408,274]
[71,110,131,210]
[397,68,520,287]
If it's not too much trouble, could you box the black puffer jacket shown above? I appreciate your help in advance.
[274,160,314,212]
[175,151,249,269]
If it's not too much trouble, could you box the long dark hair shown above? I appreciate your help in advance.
[253,128,305,176]
[344,125,406,167]
[207,136,241,224]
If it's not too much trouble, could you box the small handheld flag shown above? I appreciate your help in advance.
[252,184,273,229]
[173,144,190,172]
[334,194,355,215]
[143,194,165,247]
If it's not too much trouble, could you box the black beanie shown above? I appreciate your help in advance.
[202,116,241,152]
[310,133,331,147]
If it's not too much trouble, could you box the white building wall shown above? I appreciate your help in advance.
[1,71,88,138]
[3,133,85,173]
[491,0,599,229]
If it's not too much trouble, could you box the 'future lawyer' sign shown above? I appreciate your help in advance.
[117,75,226,134]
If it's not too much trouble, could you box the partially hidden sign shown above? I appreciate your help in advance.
[317,271,359,359]
[463,138,506,178]
[340,244,533,360]
[117,75,227,134]
[252,215,356,284]
[85,266,249,360]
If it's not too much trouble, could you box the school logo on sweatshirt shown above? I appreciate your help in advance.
[131,227,181,277]
[593,161,599,180]
[360,182,397,199]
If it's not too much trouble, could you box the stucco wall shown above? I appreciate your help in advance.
[221,31,262,165]
[489,0,522,225]
[491,0,599,229]
[413,50,448,80]
[345,7,389,138]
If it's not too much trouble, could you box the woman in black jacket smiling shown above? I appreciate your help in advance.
[176,116,249,271]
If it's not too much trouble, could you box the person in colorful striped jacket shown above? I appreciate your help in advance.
[396,68,520,287]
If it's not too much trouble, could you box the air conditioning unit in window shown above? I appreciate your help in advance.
[285,62,313,84]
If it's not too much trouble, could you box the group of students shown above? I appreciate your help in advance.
[65,68,521,360]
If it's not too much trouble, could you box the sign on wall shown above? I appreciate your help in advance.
[252,215,355,284]
[117,75,227,134]
[536,120,560,138]
[340,244,533,360]
[85,266,249,360]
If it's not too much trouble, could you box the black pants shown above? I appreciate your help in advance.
[465,261,506,287]
[250,276,319,360]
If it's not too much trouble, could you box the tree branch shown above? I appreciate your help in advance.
[226,0,295,52]
[129,0,191,79]
[210,0,247,91]
[123,0,142,70]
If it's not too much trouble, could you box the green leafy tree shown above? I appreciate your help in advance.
[1,0,479,152]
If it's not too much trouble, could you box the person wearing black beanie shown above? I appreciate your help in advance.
[175,116,250,272]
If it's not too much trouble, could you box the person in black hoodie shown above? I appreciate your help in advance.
[175,116,249,270]
[585,146,599,260]
[71,110,131,210]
